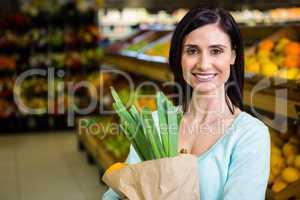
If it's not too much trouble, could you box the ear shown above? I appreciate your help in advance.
[230,50,236,65]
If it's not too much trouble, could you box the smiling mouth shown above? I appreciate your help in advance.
[192,73,217,82]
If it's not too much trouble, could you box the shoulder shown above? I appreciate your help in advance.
[233,111,269,136]
[235,111,268,130]
[231,111,270,152]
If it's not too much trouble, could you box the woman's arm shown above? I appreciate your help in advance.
[223,122,270,200]
[102,145,141,200]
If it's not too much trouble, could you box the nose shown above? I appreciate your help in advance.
[196,53,210,71]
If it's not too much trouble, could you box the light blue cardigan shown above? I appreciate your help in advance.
[103,111,270,200]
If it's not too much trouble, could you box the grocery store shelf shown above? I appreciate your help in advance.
[243,82,300,121]
[95,137,118,170]
[77,116,128,170]
[79,131,126,170]
[103,53,173,82]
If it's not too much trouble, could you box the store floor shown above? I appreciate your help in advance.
[0,131,107,200]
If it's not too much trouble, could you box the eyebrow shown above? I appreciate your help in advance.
[183,44,227,48]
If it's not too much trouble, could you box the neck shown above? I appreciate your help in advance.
[186,86,234,123]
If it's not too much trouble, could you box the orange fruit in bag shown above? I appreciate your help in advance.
[106,162,128,174]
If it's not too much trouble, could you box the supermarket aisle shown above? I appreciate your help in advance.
[0,131,107,200]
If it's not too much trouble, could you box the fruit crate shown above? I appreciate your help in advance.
[106,29,171,58]
[266,110,300,199]
[76,115,130,169]
[245,26,300,89]
[243,26,300,121]
[105,29,149,53]
[267,180,300,199]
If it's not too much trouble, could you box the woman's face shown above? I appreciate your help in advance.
[181,23,236,94]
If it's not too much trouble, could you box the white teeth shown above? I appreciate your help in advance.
[194,74,216,81]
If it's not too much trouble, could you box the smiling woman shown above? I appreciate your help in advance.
[103,6,270,200]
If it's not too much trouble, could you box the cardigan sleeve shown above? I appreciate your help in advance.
[223,122,270,200]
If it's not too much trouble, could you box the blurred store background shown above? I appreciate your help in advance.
[0,0,300,199]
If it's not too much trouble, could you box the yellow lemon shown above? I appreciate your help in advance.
[271,154,286,169]
[282,143,298,157]
[261,61,278,77]
[276,69,289,79]
[294,155,300,169]
[272,55,284,66]
[271,146,282,157]
[286,154,296,166]
[275,38,290,53]
[245,61,260,73]
[296,72,300,80]
[259,57,272,65]
[257,50,271,60]
[105,162,128,174]
[271,166,282,177]
[245,55,254,64]
[281,167,300,183]
[287,68,300,80]
[272,177,287,193]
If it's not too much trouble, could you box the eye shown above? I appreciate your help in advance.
[210,48,223,55]
[186,47,199,55]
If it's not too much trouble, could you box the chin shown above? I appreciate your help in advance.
[191,83,218,94]
[189,75,221,94]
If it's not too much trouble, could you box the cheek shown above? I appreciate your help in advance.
[181,54,199,76]
[181,55,195,70]
[214,56,232,80]
[181,55,196,82]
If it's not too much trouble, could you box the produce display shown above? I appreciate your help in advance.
[125,41,148,52]
[232,7,300,25]
[102,134,130,159]
[123,31,156,52]
[0,25,100,53]
[0,2,103,125]
[245,31,300,80]
[134,86,156,111]
[143,41,170,58]
[100,7,300,32]
[269,129,300,193]
[0,99,15,118]
[0,77,14,97]
[0,56,17,70]
[122,31,169,53]
[0,77,15,118]
[88,72,114,100]
[81,115,131,160]
[105,30,148,53]
[143,33,171,59]
[27,48,103,69]
[12,77,48,115]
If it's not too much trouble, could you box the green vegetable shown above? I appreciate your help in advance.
[166,99,180,157]
[141,107,166,158]
[110,87,182,161]
[156,92,169,156]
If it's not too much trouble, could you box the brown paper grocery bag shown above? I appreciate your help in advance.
[102,154,200,200]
